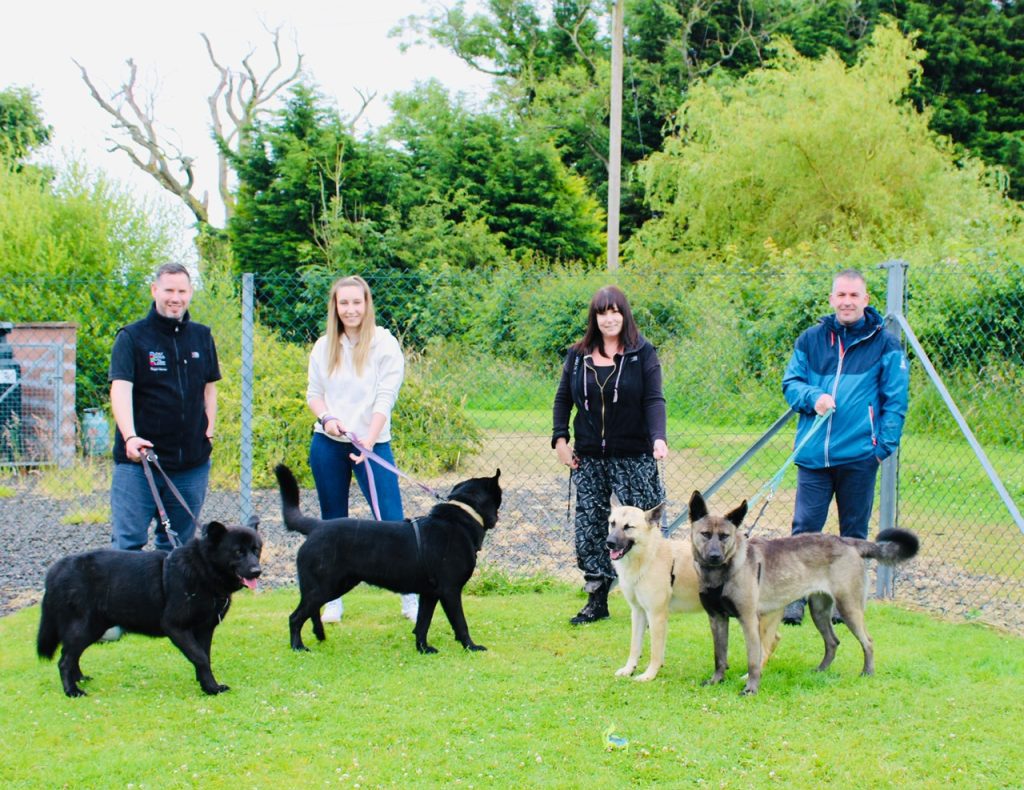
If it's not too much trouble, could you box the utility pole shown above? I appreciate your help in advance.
[606,0,624,271]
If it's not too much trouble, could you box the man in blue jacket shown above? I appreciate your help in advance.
[781,269,909,625]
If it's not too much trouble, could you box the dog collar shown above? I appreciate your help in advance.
[447,499,485,527]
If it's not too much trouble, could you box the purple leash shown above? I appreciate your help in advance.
[344,431,446,518]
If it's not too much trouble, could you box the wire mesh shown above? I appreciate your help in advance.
[1,263,1021,631]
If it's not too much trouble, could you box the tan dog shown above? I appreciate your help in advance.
[606,496,703,681]
[688,490,919,695]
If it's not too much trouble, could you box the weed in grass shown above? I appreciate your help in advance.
[34,458,111,500]
[59,506,111,525]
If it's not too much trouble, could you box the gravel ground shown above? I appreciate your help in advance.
[0,477,578,618]
[2,478,1021,635]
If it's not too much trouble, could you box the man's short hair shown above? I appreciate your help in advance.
[153,263,191,283]
[832,268,866,289]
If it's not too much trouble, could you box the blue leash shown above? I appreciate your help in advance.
[664,409,832,537]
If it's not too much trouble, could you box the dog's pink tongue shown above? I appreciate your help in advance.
[609,548,624,561]
[241,577,258,590]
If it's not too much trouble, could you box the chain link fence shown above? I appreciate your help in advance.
[2,262,1022,632]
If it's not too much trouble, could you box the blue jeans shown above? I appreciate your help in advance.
[110,459,210,551]
[308,432,404,521]
[791,457,880,540]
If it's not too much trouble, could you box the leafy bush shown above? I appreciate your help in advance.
[0,157,181,409]
[195,259,481,489]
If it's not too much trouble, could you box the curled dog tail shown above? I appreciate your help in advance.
[859,528,919,565]
[37,591,59,660]
[274,464,319,536]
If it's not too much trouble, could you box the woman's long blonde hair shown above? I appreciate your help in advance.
[326,275,376,376]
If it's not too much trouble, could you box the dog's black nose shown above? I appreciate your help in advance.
[248,566,262,578]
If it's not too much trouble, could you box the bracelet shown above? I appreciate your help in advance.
[124,434,138,442]
[319,415,338,428]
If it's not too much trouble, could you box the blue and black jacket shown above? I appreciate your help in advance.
[782,305,908,468]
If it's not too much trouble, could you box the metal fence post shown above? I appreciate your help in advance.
[876,259,907,597]
[240,273,254,524]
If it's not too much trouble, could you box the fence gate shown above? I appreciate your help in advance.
[0,340,72,467]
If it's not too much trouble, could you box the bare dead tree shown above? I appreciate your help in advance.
[202,28,303,222]
[76,27,303,228]
[76,57,211,225]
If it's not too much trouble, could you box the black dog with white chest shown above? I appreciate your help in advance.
[274,463,501,654]
[37,520,263,697]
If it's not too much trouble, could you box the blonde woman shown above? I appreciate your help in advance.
[307,275,417,622]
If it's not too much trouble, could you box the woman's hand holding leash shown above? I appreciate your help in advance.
[555,438,578,469]
[653,439,668,460]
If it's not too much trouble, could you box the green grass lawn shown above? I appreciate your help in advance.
[3,584,1022,787]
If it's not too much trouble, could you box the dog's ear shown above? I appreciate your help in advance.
[493,468,501,480]
[610,491,624,509]
[203,521,227,542]
[246,515,260,531]
[688,490,708,522]
[725,500,748,528]
[645,501,665,526]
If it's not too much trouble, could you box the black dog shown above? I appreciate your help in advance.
[274,463,501,654]
[37,520,263,697]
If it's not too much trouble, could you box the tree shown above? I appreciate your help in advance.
[77,27,303,227]
[892,0,1024,199]
[0,86,52,162]
[633,22,1018,262]
[387,82,604,263]
[0,155,180,407]
[400,1,835,237]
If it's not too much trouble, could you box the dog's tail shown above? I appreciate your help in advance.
[858,528,920,565]
[274,464,320,536]
[36,590,59,660]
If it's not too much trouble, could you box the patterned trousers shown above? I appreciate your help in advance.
[572,454,664,590]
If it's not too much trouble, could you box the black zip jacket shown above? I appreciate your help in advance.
[108,305,221,471]
[551,337,666,457]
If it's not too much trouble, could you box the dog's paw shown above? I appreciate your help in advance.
[203,683,230,695]
[466,644,487,652]
[417,644,438,654]
[635,671,658,682]
[614,666,635,678]
[740,685,758,696]
[65,687,88,698]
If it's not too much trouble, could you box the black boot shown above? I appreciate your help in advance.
[570,581,610,625]
[782,598,805,626]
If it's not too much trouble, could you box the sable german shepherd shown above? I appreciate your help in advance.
[606,496,703,681]
[688,490,919,695]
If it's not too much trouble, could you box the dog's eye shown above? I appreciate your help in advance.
[701,531,712,539]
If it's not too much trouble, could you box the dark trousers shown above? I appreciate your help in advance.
[791,457,880,540]
[308,432,404,521]
[572,454,663,588]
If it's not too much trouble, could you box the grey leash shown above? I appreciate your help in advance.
[139,450,198,549]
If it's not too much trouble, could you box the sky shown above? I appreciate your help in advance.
[1,1,494,234]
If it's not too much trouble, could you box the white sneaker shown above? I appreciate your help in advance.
[400,594,419,622]
[99,626,123,642]
[322,598,343,623]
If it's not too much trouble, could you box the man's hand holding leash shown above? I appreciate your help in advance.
[122,434,154,463]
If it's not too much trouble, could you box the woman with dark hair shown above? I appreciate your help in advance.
[552,285,669,624]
